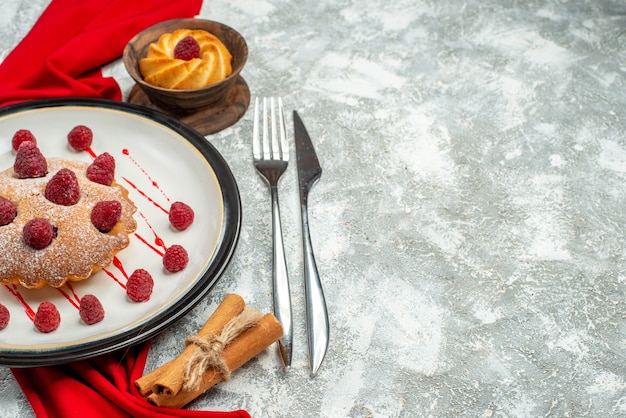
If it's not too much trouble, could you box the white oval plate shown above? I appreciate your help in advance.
[0,99,241,367]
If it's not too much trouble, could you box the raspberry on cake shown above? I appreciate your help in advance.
[87,152,116,186]
[45,168,81,206]
[0,196,17,225]
[23,218,56,250]
[13,141,47,179]
[91,200,122,233]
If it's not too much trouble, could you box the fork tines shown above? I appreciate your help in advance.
[253,97,289,162]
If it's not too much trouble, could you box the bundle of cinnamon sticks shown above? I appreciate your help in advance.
[135,293,283,408]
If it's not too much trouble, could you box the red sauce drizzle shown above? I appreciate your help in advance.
[4,284,35,321]
[112,256,129,280]
[102,256,132,288]
[135,233,165,257]
[102,268,126,289]
[56,284,80,310]
[122,177,169,214]
[139,212,167,251]
[122,148,170,203]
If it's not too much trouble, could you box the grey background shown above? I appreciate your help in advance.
[1,0,626,416]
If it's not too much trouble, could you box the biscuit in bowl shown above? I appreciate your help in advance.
[139,29,232,90]
[123,18,248,113]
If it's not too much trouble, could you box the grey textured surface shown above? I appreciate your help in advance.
[2,0,626,416]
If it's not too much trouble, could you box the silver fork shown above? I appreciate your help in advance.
[253,97,293,369]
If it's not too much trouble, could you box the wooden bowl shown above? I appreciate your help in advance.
[123,19,248,114]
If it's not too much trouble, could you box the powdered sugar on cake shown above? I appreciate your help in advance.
[0,158,137,288]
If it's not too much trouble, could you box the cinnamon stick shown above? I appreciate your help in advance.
[146,313,283,409]
[135,293,245,397]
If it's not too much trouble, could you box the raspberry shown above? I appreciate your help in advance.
[169,201,194,231]
[163,244,189,272]
[126,269,154,302]
[11,129,37,151]
[87,152,116,186]
[0,196,17,226]
[79,294,105,325]
[13,141,48,178]
[0,303,9,330]
[67,125,93,151]
[174,36,201,60]
[23,218,56,250]
[91,200,122,232]
[45,168,80,206]
[34,301,61,333]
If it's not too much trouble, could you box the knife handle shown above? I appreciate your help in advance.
[270,184,293,368]
[300,200,329,376]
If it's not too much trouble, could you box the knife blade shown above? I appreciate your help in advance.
[293,110,330,376]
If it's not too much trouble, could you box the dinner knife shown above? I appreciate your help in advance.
[293,110,330,376]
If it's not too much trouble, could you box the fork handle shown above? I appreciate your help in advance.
[300,197,330,376]
[270,184,293,368]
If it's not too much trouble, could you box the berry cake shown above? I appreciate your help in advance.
[0,153,137,289]
[139,29,232,90]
